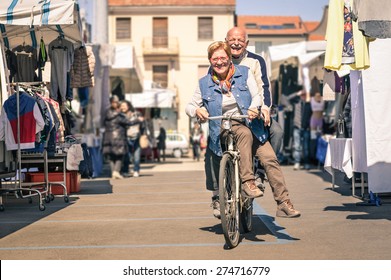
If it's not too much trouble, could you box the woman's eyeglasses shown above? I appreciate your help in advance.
[210,56,229,63]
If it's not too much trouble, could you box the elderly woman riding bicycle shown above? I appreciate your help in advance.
[185,41,300,219]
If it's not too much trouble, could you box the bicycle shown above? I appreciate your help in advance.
[208,114,263,248]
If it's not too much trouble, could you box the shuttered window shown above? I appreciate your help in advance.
[153,17,168,48]
[198,17,213,40]
[116,17,131,40]
[153,65,168,88]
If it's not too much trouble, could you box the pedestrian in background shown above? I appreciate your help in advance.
[119,100,144,177]
[190,121,202,161]
[102,96,142,179]
[157,126,167,162]
[288,88,312,170]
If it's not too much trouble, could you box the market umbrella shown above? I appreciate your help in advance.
[0,0,83,49]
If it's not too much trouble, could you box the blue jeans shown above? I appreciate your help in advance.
[293,127,310,165]
[121,138,141,173]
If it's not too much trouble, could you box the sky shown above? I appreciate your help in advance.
[236,0,329,21]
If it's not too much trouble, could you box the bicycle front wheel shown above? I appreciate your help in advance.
[219,153,240,248]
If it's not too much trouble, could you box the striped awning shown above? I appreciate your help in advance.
[0,0,82,49]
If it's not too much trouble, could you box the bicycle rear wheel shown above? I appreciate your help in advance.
[219,153,240,248]
[240,197,253,233]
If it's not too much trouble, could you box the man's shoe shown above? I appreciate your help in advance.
[210,196,221,219]
[293,163,300,170]
[241,180,263,198]
[276,199,301,218]
[133,171,139,177]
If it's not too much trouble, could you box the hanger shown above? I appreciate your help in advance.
[51,45,68,51]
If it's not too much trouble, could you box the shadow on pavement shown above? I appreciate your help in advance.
[78,179,112,195]
[324,200,391,221]
[199,213,300,246]
[0,195,78,238]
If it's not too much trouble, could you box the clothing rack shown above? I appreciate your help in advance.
[0,82,69,211]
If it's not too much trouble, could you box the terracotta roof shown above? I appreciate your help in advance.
[238,15,308,35]
[303,21,325,40]
[308,34,325,41]
[109,0,235,5]
[303,21,320,32]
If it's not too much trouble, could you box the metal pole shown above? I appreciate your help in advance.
[92,0,108,44]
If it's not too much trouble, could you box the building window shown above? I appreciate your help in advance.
[153,65,168,88]
[255,41,272,55]
[153,17,168,48]
[198,17,213,40]
[116,17,131,40]
[245,23,257,29]
[282,23,296,29]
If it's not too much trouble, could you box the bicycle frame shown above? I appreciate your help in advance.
[208,114,250,248]
[209,114,248,202]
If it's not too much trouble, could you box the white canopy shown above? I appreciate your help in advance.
[268,41,326,65]
[125,89,176,108]
[266,40,326,82]
[0,0,83,49]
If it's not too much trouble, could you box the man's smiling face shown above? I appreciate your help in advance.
[225,28,249,59]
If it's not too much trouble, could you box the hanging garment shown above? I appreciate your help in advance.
[279,63,294,96]
[48,37,74,103]
[5,49,17,82]
[37,93,65,143]
[12,45,38,82]
[66,143,84,171]
[70,45,95,88]
[323,69,337,101]
[324,0,371,71]
[352,0,391,39]
[310,76,321,95]
[342,0,355,64]
[37,38,48,81]
[0,92,45,150]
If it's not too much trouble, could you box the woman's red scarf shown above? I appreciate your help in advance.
[211,63,235,96]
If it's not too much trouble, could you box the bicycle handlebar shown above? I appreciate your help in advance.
[208,115,249,120]
[208,114,265,121]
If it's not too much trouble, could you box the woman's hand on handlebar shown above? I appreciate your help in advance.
[196,107,209,123]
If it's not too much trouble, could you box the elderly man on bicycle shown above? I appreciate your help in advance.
[185,41,300,219]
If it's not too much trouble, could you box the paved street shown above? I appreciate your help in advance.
[1,156,391,260]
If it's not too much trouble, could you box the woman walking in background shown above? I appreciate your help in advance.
[102,96,142,179]
[119,100,144,177]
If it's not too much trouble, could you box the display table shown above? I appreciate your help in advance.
[324,138,353,189]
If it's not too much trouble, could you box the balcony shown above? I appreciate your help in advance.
[142,37,179,56]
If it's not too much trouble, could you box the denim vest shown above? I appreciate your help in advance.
[199,65,269,156]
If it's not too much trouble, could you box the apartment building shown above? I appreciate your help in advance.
[108,0,236,136]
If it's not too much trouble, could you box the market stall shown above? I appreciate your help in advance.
[0,0,85,211]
